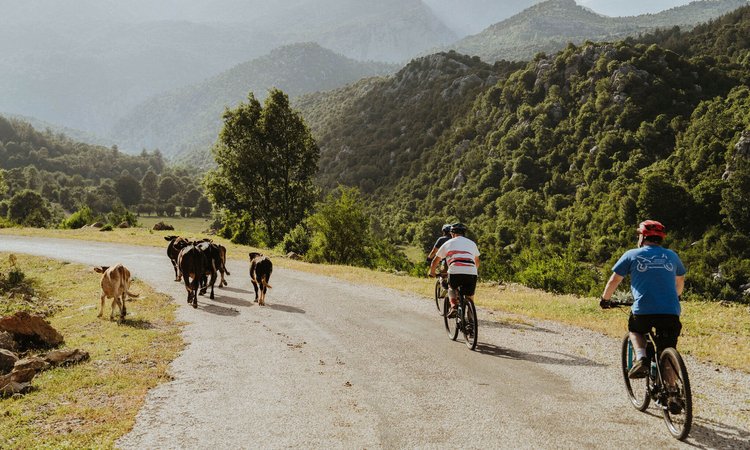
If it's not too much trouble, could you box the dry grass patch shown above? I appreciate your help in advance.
[0,253,183,449]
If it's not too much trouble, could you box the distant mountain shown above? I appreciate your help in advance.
[0,0,454,142]
[423,0,541,36]
[111,43,397,163]
[577,0,690,16]
[449,0,749,62]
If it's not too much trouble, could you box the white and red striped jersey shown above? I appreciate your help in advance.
[435,236,480,275]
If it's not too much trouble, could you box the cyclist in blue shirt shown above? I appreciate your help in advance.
[599,220,686,379]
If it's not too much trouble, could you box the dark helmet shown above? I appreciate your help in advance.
[441,223,452,233]
[450,222,467,234]
[638,220,666,239]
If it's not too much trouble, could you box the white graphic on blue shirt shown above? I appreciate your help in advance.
[635,254,675,273]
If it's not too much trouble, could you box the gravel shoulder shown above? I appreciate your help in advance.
[0,236,747,449]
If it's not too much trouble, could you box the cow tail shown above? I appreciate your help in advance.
[262,275,272,290]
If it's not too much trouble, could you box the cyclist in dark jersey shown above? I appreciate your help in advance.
[426,223,452,266]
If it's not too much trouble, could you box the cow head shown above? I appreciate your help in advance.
[249,252,263,260]
[93,266,109,274]
[165,235,179,242]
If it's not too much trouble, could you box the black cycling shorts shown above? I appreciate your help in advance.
[447,273,477,297]
[628,314,682,352]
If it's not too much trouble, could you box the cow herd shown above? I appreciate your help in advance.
[92,236,273,320]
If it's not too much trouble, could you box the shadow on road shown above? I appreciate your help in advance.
[199,303,240,316]
[480,317,558,334]
[211,295,255,308]
[476,342,604,367]
[685,416,750,449]
[267,303,305,314]
[221,286,254,295]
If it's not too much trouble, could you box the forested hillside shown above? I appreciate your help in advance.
[0,116,209,227]
[113,43,396,164]
[449,0,748,62]
[296,52,523,192]
[308,5,750,302]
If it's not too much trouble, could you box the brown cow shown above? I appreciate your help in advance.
[248,252,272,306]
[93,264,138,321]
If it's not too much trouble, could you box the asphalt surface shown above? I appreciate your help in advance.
[1,236,746,449]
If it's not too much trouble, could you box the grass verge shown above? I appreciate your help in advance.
[1,226,748,372]
[0,253,183,449]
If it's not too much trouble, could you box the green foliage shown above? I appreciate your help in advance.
[7,190,53,227]
[59,205,94,229]
[307,187,371,266]
[513,247,603,296]
[206,88,319,245]
[280,223,311,256]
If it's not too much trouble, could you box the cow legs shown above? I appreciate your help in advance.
[98,292,106,318]
[251,279,259,302]
[119,293,127,320]
[171,259,181,282]
[208,271,217,300]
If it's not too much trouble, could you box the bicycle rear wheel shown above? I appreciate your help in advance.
[443,296,458,341]
[461,299,478,350]
[659,347,692,440]
[621,334,650,411]
[434,278,445,315]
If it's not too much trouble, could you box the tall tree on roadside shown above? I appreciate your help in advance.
[205,89,319,244]
[115,174,142,206]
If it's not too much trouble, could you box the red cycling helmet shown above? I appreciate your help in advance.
[637,220,666,238]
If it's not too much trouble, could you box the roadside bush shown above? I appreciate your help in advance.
[60,205,94,229]
[280,223,311,255]
[513,247,602,296]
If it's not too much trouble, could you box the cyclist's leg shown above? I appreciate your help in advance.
[654,315,682,385]
[462,274,478,303]
[446,274,460,317]
[628,314,653,378]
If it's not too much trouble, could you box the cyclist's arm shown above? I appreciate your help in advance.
[601,273,624,300]
[676,275,685,296]
[475,255,480,270]
[427,247,438,260]
[429,256,440,277]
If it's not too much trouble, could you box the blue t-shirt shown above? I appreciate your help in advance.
[612,245,686,316]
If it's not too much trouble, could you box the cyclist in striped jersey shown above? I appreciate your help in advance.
[429,223,480,318]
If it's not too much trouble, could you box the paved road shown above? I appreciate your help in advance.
[1,236,746,449]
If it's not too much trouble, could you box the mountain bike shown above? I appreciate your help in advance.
[605,301,692,440]
[434,271,448,315]
[443,286,478,350]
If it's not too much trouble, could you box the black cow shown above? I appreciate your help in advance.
[165,236,190,281]
[248,252,273,306]
[178,243,210,308]
[196,241,222,299]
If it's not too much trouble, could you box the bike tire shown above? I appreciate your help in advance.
[434,278,444,315]
[443,296,458,341]
[462,299,478,350]
[621,334,650,411]
[660,347,692,440]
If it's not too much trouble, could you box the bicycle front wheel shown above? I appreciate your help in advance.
[462,299,478,350]
[660,347,692,440]
[621,334,650,411]
[443,296,458,341]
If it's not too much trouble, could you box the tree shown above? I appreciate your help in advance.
[307,187,370,265]
[194,196,212,217]
[7,190,52,227]
[158,176,179,202]
[205,89,319,244]
[115,174,142,206]
[141,169,159,201]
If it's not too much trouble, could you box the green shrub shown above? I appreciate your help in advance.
[280,223,311,255]
[60,206,94,229]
